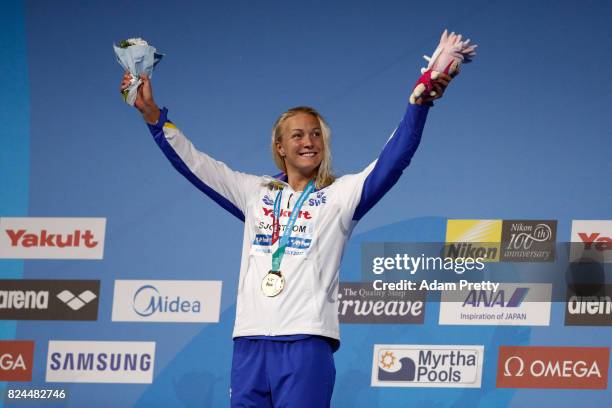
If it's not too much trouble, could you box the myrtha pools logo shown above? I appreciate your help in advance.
[371,345,484,388]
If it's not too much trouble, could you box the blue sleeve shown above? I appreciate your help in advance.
[352,103,430,221]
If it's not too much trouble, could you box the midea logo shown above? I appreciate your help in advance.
[56,290,97,311]
[132,285,201,317]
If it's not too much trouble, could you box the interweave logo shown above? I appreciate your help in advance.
[56,290,97,311]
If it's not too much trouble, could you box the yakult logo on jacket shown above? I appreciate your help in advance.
[0,340,34,381]
[46,341,155,383]
[497,346,610,389]
[261,207,313,220]
[570,220,612,263]
[0,217,106,259]
[371,344,484,388]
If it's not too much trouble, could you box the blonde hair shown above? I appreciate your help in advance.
[271,106,335,189]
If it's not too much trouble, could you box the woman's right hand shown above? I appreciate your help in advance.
[120,72,160,124]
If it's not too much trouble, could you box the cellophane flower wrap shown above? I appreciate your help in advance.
[113,38,163,106]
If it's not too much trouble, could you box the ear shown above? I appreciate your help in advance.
[276,140,286,158]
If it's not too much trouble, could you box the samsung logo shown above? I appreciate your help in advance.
[46,341,155,383]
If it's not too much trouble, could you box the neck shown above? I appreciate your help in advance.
[286,170,315,192]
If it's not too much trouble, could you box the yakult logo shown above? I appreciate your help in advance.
[261,207,312,220]
[497,346,609,389]
[0,340,34,381]
[570,220,612,263]
[0,218,106,259]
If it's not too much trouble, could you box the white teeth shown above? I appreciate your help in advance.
[300,152,316,156]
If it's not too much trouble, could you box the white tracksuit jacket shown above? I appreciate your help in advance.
[147,103,430,341]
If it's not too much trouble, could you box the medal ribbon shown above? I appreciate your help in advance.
[271,180,315,272]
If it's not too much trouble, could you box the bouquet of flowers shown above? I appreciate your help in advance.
[113,37,163,106]
[410,30,477,104]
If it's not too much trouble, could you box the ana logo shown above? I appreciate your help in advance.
[57,290,97,311]
[463,288,528,308]
[496,346,610,389]
[338,283,426,324]
[132,285,201,317]
[0,217,106,259]
[46,341,155,384]
[0,340,34,381]
[0,280,99,321]
[439,284,552,326]
[570,220,612,263]
[308,191,327,207]
[371,344,484,388]
[112,280,222,323]
[445,220,502,262]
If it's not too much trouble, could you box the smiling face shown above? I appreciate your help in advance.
[275,112,324,180]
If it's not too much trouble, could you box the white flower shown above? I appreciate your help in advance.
[127,37,148,46]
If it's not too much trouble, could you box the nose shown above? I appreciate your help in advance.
[302,134,314,148]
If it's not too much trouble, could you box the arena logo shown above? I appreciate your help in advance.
[112,280,222,323]
[338,282,425,324]
[0,340,34,381]
[500,220,557,261]
[565,284,612,326]
[371,344,484,388]
[439,284,552,326]
[496,346,609,389]
[0,217,106,259]
[0,280,99,321]
[570,220,612,263]
[46,341,156,383]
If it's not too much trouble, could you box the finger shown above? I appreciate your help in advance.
[435,78,450,87]
[437,73,452,83]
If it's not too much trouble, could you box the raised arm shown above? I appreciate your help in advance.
[121,74,259,221]
[352,73,452,221]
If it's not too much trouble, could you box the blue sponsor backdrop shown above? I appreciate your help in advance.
[1,0,611,406]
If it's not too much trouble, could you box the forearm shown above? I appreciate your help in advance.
[352,103,430,221]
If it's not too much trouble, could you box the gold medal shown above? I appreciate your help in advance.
[261,271,285,297]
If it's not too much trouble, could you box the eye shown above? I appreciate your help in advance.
[292,133,302,139]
